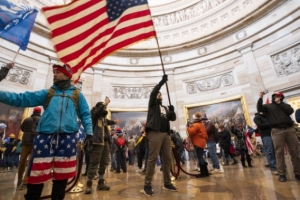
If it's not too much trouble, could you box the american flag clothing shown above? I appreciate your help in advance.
[42,0,156,82]
[27,133,77,184]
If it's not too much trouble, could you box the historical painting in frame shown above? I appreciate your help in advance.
[108,108,147,137]
[184,95,251,132]
[0,103,28,139]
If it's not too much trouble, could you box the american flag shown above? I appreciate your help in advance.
[42,0,156,82]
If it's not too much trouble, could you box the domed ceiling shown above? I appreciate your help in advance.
[31,0,282,56]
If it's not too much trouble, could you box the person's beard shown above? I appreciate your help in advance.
[101,110,108,117]
[157,99,162,104]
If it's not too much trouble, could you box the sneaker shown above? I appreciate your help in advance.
[141,185,153,196]
[212,168,222,173]
[271,170,279,175]
[265,164,270,168]
[181,162,186,167]
[278,175,287,182]
[135,169,141,173]
[163,184,178,192]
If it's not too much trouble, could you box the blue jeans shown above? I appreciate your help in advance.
[195,147,205,165]
[128,150,134,165]
[111,152,117,170]
[181,150,187,163]
[262,136,277,171]
[207,141,220,169]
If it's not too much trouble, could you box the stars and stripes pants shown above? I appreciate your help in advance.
[27,133,77,184]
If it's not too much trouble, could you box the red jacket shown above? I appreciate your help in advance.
[187,121,207,148]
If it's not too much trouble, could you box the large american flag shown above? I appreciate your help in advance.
[42,0,156,82]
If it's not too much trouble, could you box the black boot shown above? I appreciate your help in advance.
[24,183,44,200]
[196,164,206,178]
[241,158,247,168]
[204,162,210,176]
[97,179,110,190]
[247,157,253,167]
[85,181,92,194]
[51,179,68,200]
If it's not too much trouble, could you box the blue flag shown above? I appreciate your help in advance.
[0,0,38,50]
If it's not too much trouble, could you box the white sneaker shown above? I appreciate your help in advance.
[212,169,222,173]
[271,170,279,175]
[135,169,141,173]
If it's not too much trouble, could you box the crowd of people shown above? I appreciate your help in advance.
[0,62,299,200]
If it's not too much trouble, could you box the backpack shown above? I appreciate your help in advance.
[116,136,126,148]
[211,125,220,143]
[45,88,80,112]
[174,133,183,150]
[185,137,194,151]
[15,141,22,154]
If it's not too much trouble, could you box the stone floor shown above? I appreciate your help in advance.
[0,156,300,200]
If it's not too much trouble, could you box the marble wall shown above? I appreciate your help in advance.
[0,0,300,136]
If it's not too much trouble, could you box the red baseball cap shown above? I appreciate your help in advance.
[53,63,73,79]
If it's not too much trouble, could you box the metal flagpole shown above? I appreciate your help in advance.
[12,48,20,63]
[153,36,171,105]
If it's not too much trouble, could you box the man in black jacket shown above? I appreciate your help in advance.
[253,112,277,175]
[18,107,42,190]
[85,98,120,194]
[142,75,177,196]
[257,91,300,182]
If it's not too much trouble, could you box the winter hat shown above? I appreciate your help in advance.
[192,112,202,120]
[9,133,15,138]
[52,63,73,79]
[115,127,123,137]
[272,91,285,101]
[33,107,41,114]
[0,123,6,129]
[200,113,208,121]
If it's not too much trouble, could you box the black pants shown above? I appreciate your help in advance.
[137,150,146,169]
[25,179,68,200]
[223,145,235,159]
[240,149,251,164]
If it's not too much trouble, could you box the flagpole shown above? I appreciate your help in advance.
[154,36,171,106]
[12,48,20,63]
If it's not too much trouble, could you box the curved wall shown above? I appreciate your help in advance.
[0,0,300,135]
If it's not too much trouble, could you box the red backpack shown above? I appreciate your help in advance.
[116,136,126,148]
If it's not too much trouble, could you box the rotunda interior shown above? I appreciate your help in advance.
[0,0,300,199]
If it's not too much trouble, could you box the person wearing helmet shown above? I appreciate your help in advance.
[0,63,93,200]
[257,91,300,182]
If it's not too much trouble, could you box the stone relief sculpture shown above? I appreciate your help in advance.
[0,63,32,85]
[113,86,153,99]
[186,73,234,94]
[271,45,300,77]
[152,0,228,27]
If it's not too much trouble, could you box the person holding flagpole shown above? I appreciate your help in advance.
[142,74,177,196]
[0,63,93,200]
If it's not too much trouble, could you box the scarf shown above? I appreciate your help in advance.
[54,80,71,91]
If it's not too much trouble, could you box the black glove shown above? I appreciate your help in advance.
[186,120,191,127]
[168,105,174,112]
[161,74,168,83]
[84,135,93,153]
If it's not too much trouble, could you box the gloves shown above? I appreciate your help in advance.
[186,120,191,127]
[5,63,14,69]
[84,135,93,153]
[161,74,168,83]
[168,105,174,112]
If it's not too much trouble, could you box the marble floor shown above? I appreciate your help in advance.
[1,156,300,200]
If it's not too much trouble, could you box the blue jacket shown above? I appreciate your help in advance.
[0,85,92,135]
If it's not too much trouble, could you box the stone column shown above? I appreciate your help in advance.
[91,67,104,106]
[238,44,266,101]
